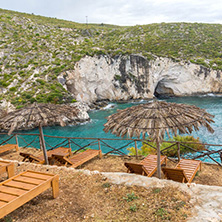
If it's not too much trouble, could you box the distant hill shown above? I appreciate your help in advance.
[1,8,222,108]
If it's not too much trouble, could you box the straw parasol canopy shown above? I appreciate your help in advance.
[0,102,80,164]
[104,100,215,178]
[0,109,7,119]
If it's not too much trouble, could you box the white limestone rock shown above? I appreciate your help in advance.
[63,54,222,103]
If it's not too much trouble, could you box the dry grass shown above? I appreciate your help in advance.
[83,155,222,187]
[0,148,221,221]
[1,148,222,186]
[0,163,191,222]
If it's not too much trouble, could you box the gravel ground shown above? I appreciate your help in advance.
[0,148,221,221]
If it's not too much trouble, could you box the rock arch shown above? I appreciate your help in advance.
[154,79,175,98]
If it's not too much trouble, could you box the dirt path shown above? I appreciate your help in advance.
[187,184,222,222]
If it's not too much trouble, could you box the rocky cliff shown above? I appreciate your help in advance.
[57,54,222,104]
[2,9,222,108]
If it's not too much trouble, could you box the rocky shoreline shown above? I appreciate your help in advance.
[1,92,222,131]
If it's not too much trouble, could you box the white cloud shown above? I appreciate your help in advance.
[1,0,222,25]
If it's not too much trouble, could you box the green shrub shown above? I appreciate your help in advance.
[123,192,138,202]
[36,79,45,85]
[129,204,137,212]
[9,87,17,92]
[102,183,111,188]
[71,99,77,103]
[127,135,205,157]
[46,92,63,103]
[0,80,10,87]
[16,105,24,109]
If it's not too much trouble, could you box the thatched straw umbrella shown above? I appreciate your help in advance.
[0,108,7,119]
[0,103,80,164]
[104,100,215,178]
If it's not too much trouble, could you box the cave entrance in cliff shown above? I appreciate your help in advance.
[154,80,174,98]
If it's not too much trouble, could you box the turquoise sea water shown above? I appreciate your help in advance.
[2,96,222,163]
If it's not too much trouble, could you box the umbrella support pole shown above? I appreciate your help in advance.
[15,134,19,148]
[157,142,161,179]
[39,125,49,165]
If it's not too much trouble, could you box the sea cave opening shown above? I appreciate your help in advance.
[154,80,175,98]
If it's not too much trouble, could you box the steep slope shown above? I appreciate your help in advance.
[1,8,222,108]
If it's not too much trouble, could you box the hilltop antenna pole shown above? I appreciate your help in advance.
[86,16,88,26]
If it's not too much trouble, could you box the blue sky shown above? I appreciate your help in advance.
[1,0,222,26]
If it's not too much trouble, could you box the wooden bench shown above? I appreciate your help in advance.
[0,144,18,155]
[0,160,15,179]
[0,170,59,219]
[51,149,102,168]
[162,159,201,183]
[125,154,167,177]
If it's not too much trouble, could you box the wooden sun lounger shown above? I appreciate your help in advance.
[20,152,45,164]
[162,159,201,183]
[0,144,18,155]
[20,147,72,164]
[51,149,102,168]
[38,147,72,161]
[124,154,167,177]
[0,160,15,178]
[0,170,59,219]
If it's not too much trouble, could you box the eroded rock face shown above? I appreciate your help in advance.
[58,55,222,103]
[0,100,15,113]
[69,102,90,123]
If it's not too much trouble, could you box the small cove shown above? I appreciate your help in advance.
[5,96,222,163]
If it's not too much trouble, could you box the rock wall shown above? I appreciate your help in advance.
[58,55,222,103]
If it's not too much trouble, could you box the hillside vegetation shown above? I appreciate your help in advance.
[1,8,222,107]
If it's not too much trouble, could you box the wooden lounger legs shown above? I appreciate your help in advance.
[6,164,14,178]
[52,175,59,198]
[0,163,15,178]
[99,150,102,159]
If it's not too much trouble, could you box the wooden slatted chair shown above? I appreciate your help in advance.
[0,160,15,178]
[51,149,102,168]
[19,152,45,164]
[0,170,59,219]
[162,159,201,183]
[124,154,167,177]
[20,147,72,164]
[0,144,18,155]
